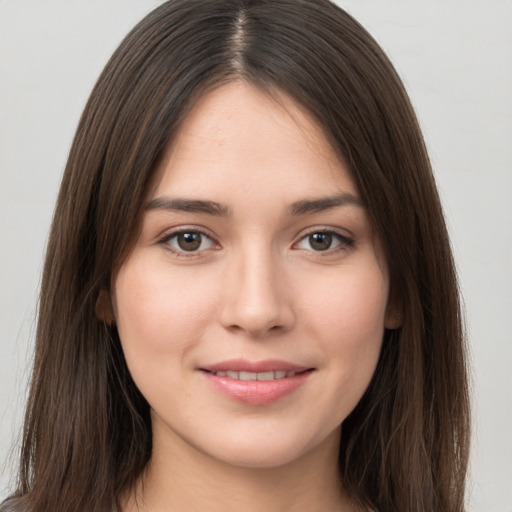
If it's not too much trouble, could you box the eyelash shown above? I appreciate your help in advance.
[158,228,354,258]
[294,229,355,255]
[158,228,218,258]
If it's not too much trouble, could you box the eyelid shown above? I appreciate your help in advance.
[158,226,220,257]
[292,227,355,252]
[156,225,354,258]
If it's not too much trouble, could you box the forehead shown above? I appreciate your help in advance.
[151,80,358,205]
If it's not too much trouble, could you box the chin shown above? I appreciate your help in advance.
[212,447,308,470]
[196,426,339,470]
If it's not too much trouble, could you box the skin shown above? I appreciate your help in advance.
[113,81,396,512]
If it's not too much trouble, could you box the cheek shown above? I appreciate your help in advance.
[114,257,219,356]
[305,260,387,330]
[301,262,388,382]
[313,271,387,426]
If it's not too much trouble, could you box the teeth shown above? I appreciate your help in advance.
[239,371,257,381]
[213,370,298,380]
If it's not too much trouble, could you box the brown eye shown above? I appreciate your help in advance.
[308,233,332,251]
[163,230,215,254]
[177,232,202,251]
[295,230,352,253]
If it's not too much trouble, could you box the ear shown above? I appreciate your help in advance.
[95,288,115,325]
[384,295,403,330]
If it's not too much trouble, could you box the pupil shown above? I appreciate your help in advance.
[177,232,201,251]
[310,233,332,251]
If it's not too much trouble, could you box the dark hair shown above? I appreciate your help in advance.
[3,1,470,511]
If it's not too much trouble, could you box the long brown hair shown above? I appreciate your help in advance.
[3,1,470,511]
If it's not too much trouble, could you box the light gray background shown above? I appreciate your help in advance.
[1,1,511,510]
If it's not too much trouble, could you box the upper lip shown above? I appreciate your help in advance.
[199,359,312,373]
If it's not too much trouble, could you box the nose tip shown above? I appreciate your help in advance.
[223,302,286,337]
[219,256,294,338]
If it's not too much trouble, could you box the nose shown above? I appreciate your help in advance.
[219,247,295,338]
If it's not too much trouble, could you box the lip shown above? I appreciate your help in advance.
[198,359,314,405]
[200,359,310,373]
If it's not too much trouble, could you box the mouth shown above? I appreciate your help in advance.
[198,360,314,405]
[202,369,308,381]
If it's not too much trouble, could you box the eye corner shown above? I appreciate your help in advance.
[293,228,355,254]
[158,227,220,259]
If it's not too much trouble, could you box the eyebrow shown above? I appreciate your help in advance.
[145,192,363,217]
[145,197,230,216]
[289,193,363,215]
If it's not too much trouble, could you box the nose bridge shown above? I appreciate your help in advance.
[220,238,293,336]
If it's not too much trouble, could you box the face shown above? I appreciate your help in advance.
[113,81,394,469]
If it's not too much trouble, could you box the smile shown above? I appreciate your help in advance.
[199,361,314,405]
[207,370,299,380]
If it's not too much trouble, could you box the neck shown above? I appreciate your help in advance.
[121,423,356,512]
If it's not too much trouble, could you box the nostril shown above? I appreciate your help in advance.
[219,283,295,336]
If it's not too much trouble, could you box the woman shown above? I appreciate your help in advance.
[2,0,470,511]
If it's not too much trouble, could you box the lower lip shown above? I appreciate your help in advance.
[201,371,313,405]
